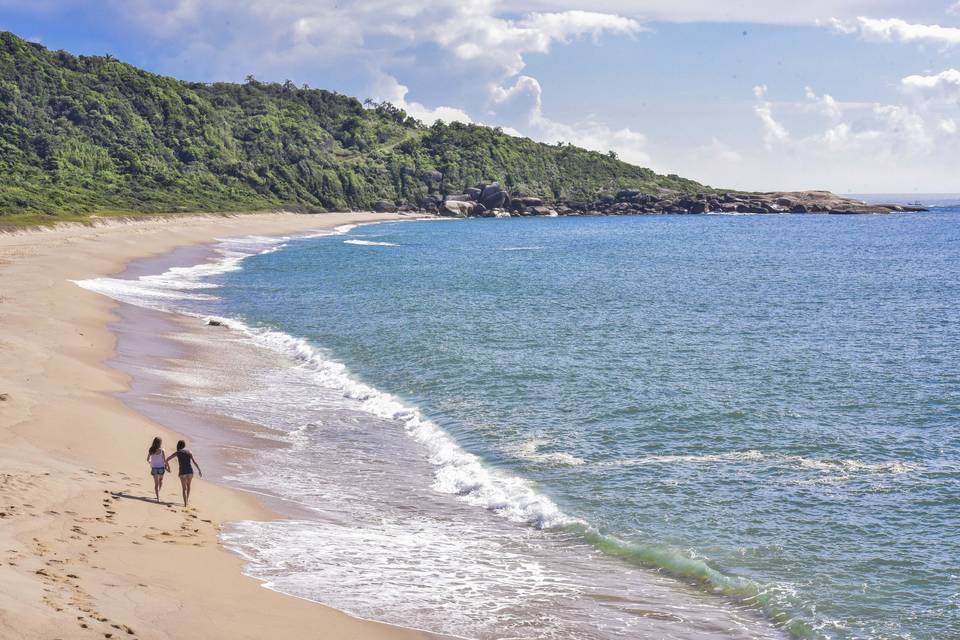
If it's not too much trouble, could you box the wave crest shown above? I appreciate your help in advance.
[344,239,399,247]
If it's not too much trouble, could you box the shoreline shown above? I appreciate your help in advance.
[94,215,795,640]
[0,211,433,640]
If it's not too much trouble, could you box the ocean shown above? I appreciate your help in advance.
[78,205,960,640]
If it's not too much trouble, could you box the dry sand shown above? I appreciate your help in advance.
[0,212,431,640]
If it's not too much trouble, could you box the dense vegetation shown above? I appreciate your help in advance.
[0,31,708,222]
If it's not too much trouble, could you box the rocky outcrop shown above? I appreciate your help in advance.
[373,200,397,213]
[442,200,475,217]
[417,182,925,219]
[479,183,511,210]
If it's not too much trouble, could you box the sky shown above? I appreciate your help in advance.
[2,1,959,193]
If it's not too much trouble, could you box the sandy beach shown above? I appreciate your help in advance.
[0,212,430,640]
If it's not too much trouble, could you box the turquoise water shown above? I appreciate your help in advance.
[84,210,960,639]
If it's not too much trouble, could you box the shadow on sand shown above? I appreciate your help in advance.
[110,491,174,507]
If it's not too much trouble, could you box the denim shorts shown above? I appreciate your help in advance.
[151,467,166,476]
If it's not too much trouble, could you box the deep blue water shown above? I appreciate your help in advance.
[91,209,960,639]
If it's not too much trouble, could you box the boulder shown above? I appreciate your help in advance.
[206,319,224,327]
[480,189,510,210]
[529,206,558,217]
[445,193,472,202]
[480,182,502,201]
[442,200,474,217]
[373,200,397,213]
[515,196,543,207]
[493,209,511,218]
[464,187,482,200]
[616,188,642,201]
[689,201,709,214]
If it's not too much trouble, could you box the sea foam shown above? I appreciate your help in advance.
[74,223,574,530]
[207,317,575,529]
[344,239,399,247]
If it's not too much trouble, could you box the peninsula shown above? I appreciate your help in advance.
[0,31,919,225]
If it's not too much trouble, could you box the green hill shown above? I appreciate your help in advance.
[0,31,709,222]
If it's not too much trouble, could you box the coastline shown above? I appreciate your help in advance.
[96,215,797,640]
[0,212,432,640]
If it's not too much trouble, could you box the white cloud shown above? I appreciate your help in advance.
[949,1,960,15]
[751,82,948,163]
[752,85,790,149]
[900,69,960,121]
[804,86,843,119]
[7,0,921,27]
[371,73,473,124]
[940,118,957,134]
[901,68,960,96]
[491,75,650,164]
[433,8,642,76]
[826,16,858,34]
[695,137,743,164]
[833,16,960,46]
[871,103,932,152]
[113,1,641,79]
[523,1,903,26]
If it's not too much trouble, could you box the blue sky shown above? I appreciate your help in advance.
[2,1,959,193]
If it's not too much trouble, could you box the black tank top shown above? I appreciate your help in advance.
[175,450,194,475]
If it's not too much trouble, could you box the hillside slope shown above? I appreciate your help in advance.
[0,31,707,220]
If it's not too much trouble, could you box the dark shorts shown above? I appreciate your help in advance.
[179,472,193,479]
[151,467,166,476]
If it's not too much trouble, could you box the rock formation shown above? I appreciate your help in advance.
[391,182,926,219]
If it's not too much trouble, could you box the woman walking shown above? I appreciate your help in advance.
[146,437,169,502]
[166,440,203,507]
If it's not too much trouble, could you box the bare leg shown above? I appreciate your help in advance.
[153,473,161,501]
[180,475,192,507]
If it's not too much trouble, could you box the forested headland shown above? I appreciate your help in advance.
[0,31,705,223]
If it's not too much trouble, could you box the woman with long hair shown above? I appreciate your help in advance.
[146,436,169,502]
[166,440,202,507]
